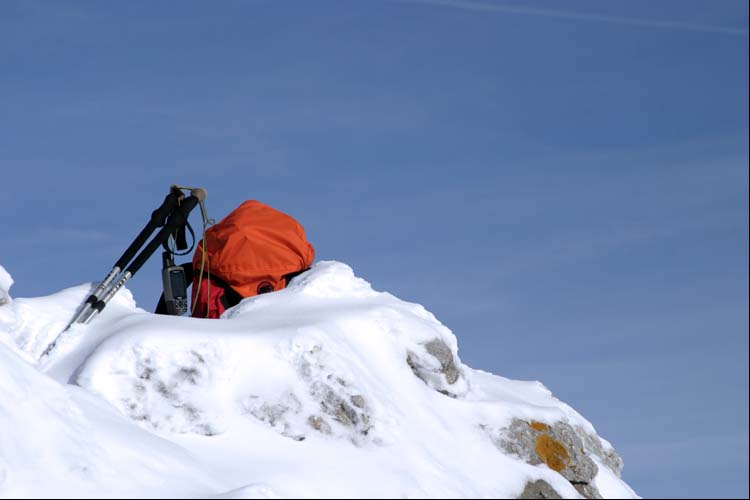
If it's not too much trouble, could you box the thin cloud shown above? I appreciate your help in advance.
[3,227,111,249]
[404,0,749,36]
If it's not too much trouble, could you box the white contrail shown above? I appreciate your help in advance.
[403,0,749,36]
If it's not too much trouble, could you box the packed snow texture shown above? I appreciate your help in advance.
[0,262,637,499]
[0,266,12,306]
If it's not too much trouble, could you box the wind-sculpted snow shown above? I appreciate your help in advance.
[0,266,12,306]
[0,261,638,499]
[0,336,217,498]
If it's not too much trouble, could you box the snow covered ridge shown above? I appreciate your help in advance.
[0,261,638,499]
[0,265,12,306]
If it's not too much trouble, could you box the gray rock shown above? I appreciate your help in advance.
[116,350,220,436]
[317,382,366,428]
[424,339,460,384]
[308,415,332,435]
[240,344,378,444]
[547,423,599,497]
[407,338,464,397]
[518,479,562,499]
[578,427,624,477]
[486,419,605,499]
[292,344,375,443]
[241,392,304,440]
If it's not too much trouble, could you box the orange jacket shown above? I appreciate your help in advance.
[192,200,315,298]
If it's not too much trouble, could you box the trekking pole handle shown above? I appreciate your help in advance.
[190,188,207,202]
[171,185,207,203]
[114,189,183,271]
[125,195,202,279]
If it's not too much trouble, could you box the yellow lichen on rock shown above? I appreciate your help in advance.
[529,421,549,432]
[535,434,570,472]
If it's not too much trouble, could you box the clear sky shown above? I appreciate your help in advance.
[1,1,747,497]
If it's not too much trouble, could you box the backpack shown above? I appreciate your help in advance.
[157,200,315,318]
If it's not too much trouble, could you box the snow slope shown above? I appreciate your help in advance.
[0,262,637,499]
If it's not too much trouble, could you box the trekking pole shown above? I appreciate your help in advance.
[67,187,185,326]
[76,188,206,325]
[41,187,206,359]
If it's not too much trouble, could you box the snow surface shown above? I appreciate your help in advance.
[0,261,637,499]
[0,265,12,306]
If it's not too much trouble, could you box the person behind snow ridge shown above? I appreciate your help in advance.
[157,200,315,318]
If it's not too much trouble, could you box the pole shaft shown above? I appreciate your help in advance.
[81,195,201,325]
[113,191,182,270]
[68,266,120,325]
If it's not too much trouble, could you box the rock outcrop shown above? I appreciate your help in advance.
[484,419,625,499]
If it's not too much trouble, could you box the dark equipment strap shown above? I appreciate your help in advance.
[155,266,312,316]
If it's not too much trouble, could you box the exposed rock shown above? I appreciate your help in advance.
[308,415,332,435]
[579,428,624,477]
[300,345,374,442]
[407,338,466,397]
[315,379,371,431]
[485,419,610,499]
[240,392,305,441]
[241,343,375,444]
[518,479,562,499]
[424,339,460,384]
[116,348,221,436]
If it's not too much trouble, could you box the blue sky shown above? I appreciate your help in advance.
[1,1,747,497]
